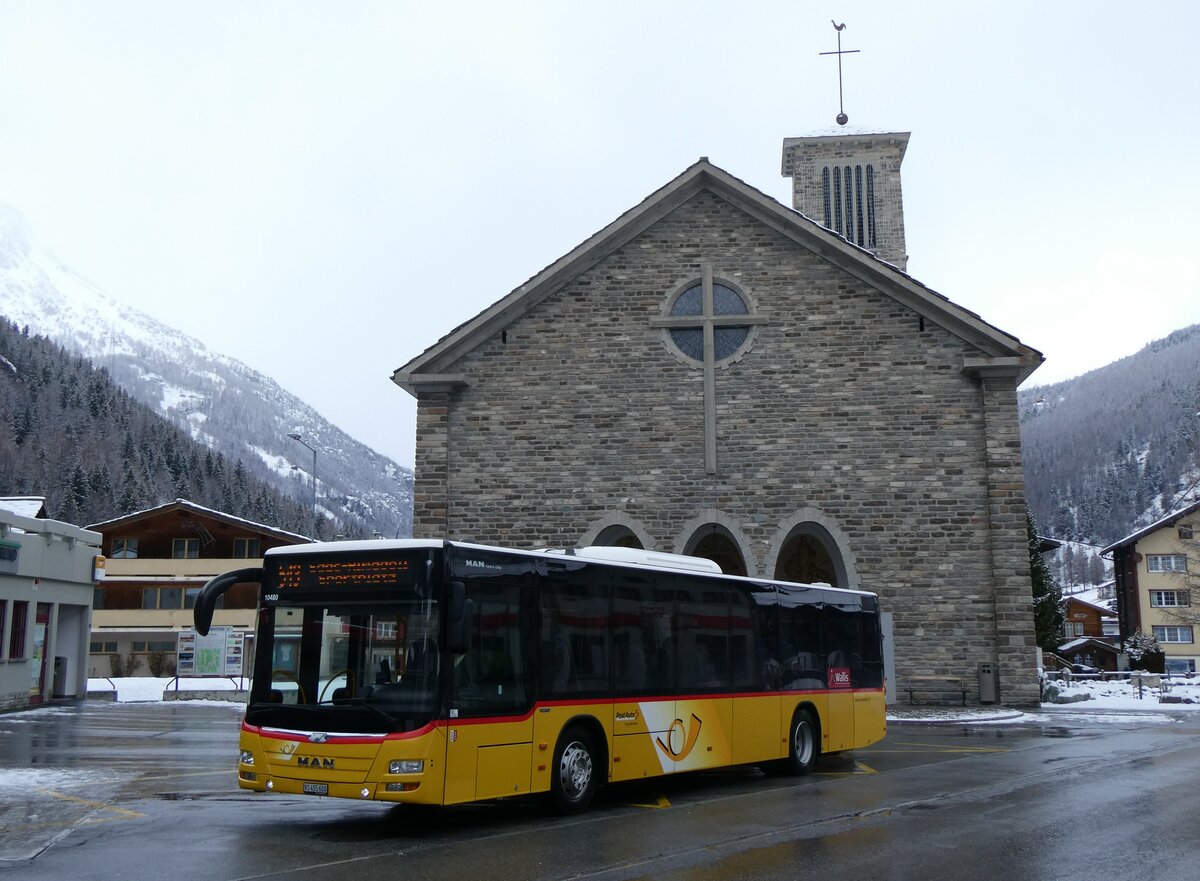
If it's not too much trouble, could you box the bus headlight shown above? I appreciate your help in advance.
[389,760,424,775]
[240,751,255,766]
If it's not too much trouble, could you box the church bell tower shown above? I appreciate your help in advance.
[781,131,910,271]
[782,22,910,271]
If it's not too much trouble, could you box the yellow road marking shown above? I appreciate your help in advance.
[873,740,1010,754]
[34,788,145,819]
[7,814,134,833]
[816,760,877,776]
[136,769,238,782]
[626,794,672,809]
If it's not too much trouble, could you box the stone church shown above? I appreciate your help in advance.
[393,130,1044,705]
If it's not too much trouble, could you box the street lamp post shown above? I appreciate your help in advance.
[288,433,317,539]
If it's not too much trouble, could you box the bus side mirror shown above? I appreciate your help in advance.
[446,580,473,654]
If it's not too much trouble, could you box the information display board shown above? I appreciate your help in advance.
[177,626,244,677]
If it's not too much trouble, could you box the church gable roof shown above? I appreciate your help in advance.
[392,159,1042,394]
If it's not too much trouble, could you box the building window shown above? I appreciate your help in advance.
[184,587,223,610]
[93,587,105,610]
[142,587,185,610]
[132,641,176,653]
[8,600,28,659]
[1147,554,1188,573]
[1150,590,1191,607]
[1064,621,1084,637]
[111,538,138,559]
[1165,658,1197,674]
[232,537,261,558]
[90,641,118,654]
[1152,625,1194,644]
[1180,525,1195,540]
[172,538,200,559]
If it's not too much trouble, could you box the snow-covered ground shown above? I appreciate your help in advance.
[887,675,1200,724]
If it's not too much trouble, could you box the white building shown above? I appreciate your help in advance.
[0,498,102,710]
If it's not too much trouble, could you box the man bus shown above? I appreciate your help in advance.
[194,539,884,813]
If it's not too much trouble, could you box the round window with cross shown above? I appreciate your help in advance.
[655,273,763,368]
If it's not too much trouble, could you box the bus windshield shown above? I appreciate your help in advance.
[246,596,441,734]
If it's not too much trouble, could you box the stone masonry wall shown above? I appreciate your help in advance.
[412,191,1038,704]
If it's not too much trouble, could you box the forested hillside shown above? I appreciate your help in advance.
[1020,324,1200,546]
[1,205,412,540]
[0,317,324,533]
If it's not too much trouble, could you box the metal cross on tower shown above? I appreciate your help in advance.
[819,20,860,126]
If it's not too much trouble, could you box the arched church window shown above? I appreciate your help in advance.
[774,530,840,586]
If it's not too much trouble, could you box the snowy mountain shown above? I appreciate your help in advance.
[0,205,411,539]
[1020,324,1200,549]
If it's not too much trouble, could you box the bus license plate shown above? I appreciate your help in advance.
[302,783,329,796]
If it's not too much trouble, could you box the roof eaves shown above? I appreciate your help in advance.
[394,157,1043,390]
[393,160,715,388]
[1100,497,1200,553]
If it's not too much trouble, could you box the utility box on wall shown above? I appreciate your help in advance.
[979,661,998,704]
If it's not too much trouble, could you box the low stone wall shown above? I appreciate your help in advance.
[0,691,32,713]
[162,690,249,703]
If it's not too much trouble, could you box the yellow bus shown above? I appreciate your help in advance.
[194,540,885,813]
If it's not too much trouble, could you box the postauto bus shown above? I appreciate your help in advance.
[194,539,885,813]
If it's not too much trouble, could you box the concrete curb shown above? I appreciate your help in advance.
[886,709,1028,725]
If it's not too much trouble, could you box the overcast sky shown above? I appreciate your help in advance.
[2,2,1198,468]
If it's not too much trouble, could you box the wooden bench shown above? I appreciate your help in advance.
[903,675,967,706]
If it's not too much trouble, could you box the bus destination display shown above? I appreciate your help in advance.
[275,557,412,590]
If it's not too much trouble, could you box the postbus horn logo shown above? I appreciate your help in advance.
[656,713,703,760]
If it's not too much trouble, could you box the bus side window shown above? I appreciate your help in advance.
[779,601,823,690]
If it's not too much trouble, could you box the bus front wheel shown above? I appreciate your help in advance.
[550,726,597,814]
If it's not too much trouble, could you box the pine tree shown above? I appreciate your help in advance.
[1028,510,1064,652]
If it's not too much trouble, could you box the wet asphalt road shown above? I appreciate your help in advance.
[1,701,1198,881]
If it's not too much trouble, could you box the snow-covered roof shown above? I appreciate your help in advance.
[1064,595,1117,617]
[86,498,310,543]
[0,496,47,518]
[1101,497,1200,554]
[1057,637,1119,653]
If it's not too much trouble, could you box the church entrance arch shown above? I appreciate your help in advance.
[593,524,644,549]
[683,525,747,577]
[772,521,848,587]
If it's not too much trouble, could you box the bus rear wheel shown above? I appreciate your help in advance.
[550,726,597,814]
[785,708,819,774]
[763,707,820,776]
